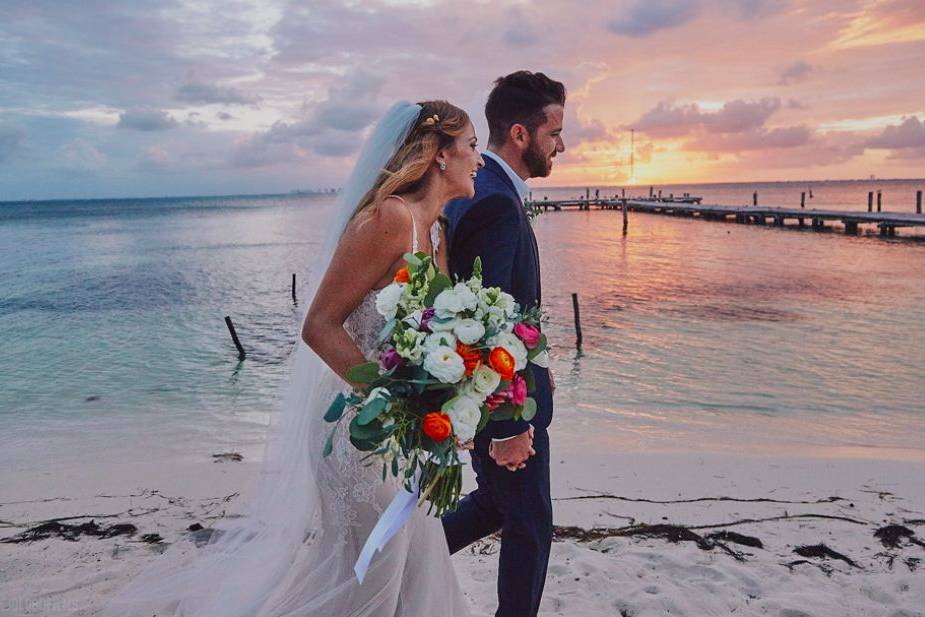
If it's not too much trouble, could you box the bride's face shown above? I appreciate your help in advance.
[438,122,484,200]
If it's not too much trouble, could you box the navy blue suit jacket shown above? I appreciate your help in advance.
[444,156,553,439]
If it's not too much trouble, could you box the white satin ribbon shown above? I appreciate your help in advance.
[353,451,470,583]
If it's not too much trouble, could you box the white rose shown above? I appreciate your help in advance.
[457,379,487,403]
[433,289,465,318]
[452,283,478,312]
[489,332,528,370]
[453,318,485,345]
[423,331,458,353]
[472,365,501,395]
[423,345,466,384]
[375,283,405,320]
[443,395,482,443]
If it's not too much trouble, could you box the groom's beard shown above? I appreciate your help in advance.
[523,140,553,178]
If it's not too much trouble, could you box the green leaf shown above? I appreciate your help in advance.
[477,405,490,432]
[323,392,347,423]
[349,415,383,440]
[490,403,516,421]
[522,366,536,394]
[391,456,399,477]
[376,318,398,346]
[322,426,337,457]
[357,395,388,425]
[424,272,452,306]
[521,397,537,422]
[346,362,380,384]
[403,252,423,267]
[350,434,378,452]
[527,334,548,360]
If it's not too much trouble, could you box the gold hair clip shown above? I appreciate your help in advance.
[421,114,441,129]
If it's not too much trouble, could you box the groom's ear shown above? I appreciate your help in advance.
[509,123,530,152]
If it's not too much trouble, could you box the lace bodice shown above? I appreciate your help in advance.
[324,212,442,551]
[344,214,441,358]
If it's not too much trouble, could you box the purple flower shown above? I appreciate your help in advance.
[420,307,436,332]
[379,347,402,371]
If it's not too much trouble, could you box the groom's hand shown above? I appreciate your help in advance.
[489,426,536,471]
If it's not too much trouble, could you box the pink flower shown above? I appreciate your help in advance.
[379,348,402,371]
[485,374,527,411]
[513,323,541,349]
[508,374,527,406]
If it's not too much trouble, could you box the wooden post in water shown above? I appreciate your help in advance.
[291,274,297,302]
[658,189,662,200]
[585,187,590,201]
[224,316,246,360]
[917,190,922,214]
[801,192,806,208]
[753,191,758,206]
[877,190,882,212]
[868,191,873,212]
[649,186,654,198]
[571,293,583,350]
[622,187,626,198]
[622,198,628,234]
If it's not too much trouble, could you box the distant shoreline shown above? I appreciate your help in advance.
[3,177,925,206]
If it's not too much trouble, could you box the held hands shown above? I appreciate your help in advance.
[489,426,536,472]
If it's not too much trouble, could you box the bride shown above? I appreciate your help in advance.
[105,100,484,616]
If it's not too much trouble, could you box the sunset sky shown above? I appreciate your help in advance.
[2,0,924,200]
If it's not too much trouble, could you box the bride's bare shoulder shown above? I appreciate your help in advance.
[343,196,412,248]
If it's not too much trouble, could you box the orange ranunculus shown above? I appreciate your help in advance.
[422,412,452,442]
[456,341,482,377]
[394,267,410,283]
[489,347,516,381]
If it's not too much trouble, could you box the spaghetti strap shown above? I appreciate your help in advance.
[389,194,418,253]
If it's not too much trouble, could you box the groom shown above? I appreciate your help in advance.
[442,71,566,617]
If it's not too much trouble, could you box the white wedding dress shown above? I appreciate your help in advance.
[103,103,470,617]
[266,214,471,616]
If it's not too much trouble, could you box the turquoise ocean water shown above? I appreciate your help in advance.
[2,180,924,468]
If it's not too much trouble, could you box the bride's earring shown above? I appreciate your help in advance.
[439,162,447,171]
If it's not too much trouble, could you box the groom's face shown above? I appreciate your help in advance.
[523,104,565,179]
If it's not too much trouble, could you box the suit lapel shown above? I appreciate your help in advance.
[482,158,543,306]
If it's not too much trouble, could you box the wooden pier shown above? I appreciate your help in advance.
[526,196,925,237]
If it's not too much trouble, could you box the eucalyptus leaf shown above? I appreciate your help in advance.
[322,426,337,457]
[323,392,346,423]
[477,405,490,432]
[521,397,537,422]
[376,318,398,346]
[357,395,388,425]
[403,252,423,267]
[527,334,548,360]
[490,403,515,422]
[349,416,383,440]
[523,366,536,394]
[346,362,381,384]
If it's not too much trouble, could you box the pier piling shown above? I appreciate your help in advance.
[224,316,246,360]
[292,273,297,302]
[801,192,806,209]
[877,190,882,213]
[917,191,922,214]
[571,293,583,350]
[868,191,873,213]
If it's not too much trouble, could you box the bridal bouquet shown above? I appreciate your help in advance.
[322,252,546,517]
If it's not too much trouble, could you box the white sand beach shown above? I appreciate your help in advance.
[2,425,923,617]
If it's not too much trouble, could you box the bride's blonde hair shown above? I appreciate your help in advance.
[352,100,470,219]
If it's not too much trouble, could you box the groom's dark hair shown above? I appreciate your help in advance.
[486,71,566,147]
